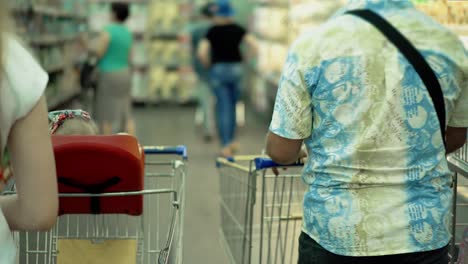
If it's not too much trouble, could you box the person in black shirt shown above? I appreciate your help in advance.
[198,0,257,157]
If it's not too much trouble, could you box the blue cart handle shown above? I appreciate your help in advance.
[254,158,303,170]
[144,146,188,160]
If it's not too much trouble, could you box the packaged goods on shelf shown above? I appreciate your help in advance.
[148,2,183,34]
[126,5,147,34]
[132,41,148,67]
[447,1,468,25]
[145,0,193,104]
[178,69,198,103]
[12,0,88,109]
[149,66,182,101]
[251,74,269,112]
[255,0,288,5]
[88,4,109,32]
[249,0,345,114]
[149,41,181,66]
[290,0,342,24]
[289,0,344,40]
[254,7,289,41]
[252,0,344,81]
[414,0,449,24]
[257,40,288,76]
[149,67,166,98]
[131,72,148,100]
[413,0,468,47]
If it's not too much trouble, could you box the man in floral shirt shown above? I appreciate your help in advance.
[266,0,468,263]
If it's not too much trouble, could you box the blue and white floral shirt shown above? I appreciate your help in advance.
[270,0,468,257]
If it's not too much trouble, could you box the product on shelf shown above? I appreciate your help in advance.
[252,0,344,82]
[148,1,183,34]
[12,0,88,109]
[413,0,468,46]
[257,40,288,76]
[254,7,289,41]
[249,0,345,114]
[145,0,193,104]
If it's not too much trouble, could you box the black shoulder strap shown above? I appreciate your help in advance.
[346,9,447,148]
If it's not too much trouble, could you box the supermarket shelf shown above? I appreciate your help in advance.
[254,1,289,8]
[32,5,87,19]
[262,74,281,87]
[11,6,30,14]
[89,0,147,3]
[28,35,78,46]
[248,64,281,87]
[151,33,179,40]
[255,32,289,44]
[89,30,146,39]
[44,63,66,74]
[149,64,181,71]
[133,64,149,72]
[133,97,197,107]
[165,65,181,72]
[132,97,161,105]
[48,86,81,110]
[133,32,145,39]
[12,5,86,19]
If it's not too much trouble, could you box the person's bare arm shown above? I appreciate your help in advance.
[1,96,58,231]
[93,32,110,58]
[447,126,467,154]
[266,132,304,165]
[197,39,211,68]
[244,33,258,57]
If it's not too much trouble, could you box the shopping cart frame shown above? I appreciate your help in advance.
[220,145,468,264]
[448,144,468,264]
[217,156,304,264]
[8,145,187,264]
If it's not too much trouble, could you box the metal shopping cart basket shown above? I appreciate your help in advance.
[448,143,468,264]
[10,135,186,264]
[217,156,305,264]
[219,145,468,264]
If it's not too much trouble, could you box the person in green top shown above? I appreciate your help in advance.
[94,3,135,135]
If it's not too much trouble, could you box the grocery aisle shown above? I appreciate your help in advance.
[133,105,269,263]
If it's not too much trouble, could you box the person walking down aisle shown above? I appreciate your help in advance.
[94,3,135,135]
[198,0,257,157]
[0,7,58,263]
[265,0,468,263]
[189,2,217,142]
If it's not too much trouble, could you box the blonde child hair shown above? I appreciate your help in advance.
[49,110,99,135]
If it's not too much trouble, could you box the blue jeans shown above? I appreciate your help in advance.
[210,63,243,147]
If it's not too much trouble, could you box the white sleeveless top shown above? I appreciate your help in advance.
[0,35,48,263]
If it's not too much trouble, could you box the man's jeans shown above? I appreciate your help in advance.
[210,63,243,147]
[298,232,448,264]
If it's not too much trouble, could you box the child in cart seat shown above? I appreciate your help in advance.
[48,109,143,154]
[2,110,99,186]
[49,110,99,135]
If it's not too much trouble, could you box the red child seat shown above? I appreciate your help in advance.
[53,135,144,216]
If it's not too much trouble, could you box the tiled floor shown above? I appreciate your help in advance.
[133,106,269,263]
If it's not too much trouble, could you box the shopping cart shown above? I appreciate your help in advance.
[217,155,305,264]
[448,143,468,264]
[10,135,186,264]
[219,146,468,264]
